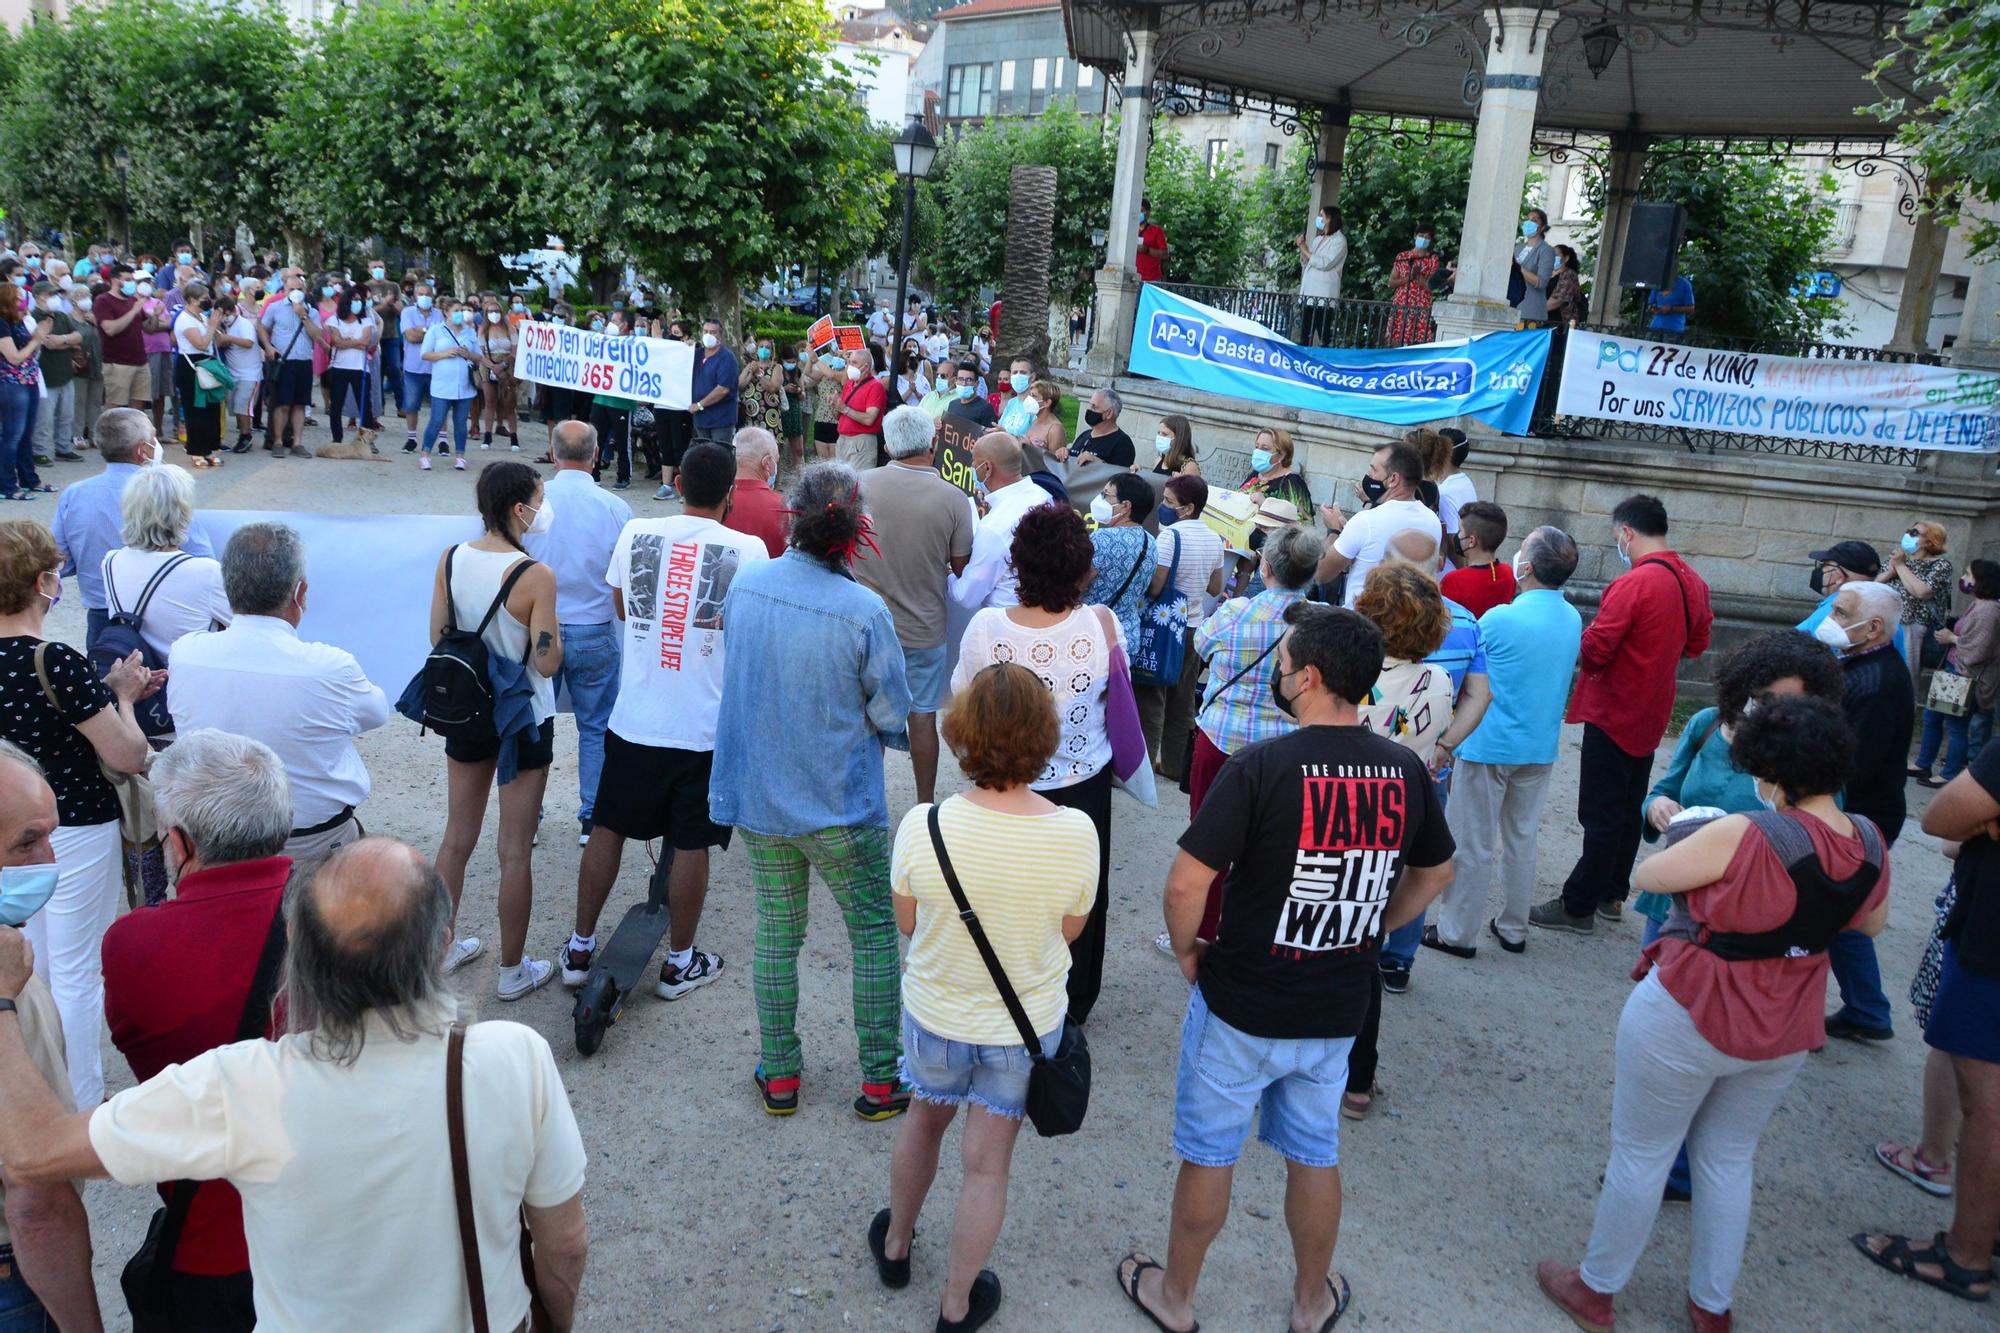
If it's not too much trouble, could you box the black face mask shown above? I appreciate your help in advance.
[1359,474,1388,504]
[1271,666,1298,719]
[1808,564,1826,596]
[1083,408,1104,427]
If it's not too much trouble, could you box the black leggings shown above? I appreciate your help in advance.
[174,357,221,456]
[323,368,366,441]
[590,404,631,484]
[1346,967,1383,1094]
[1048,765,1114,1023]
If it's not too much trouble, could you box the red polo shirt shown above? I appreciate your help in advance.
[1137,222,1169,283]
[102,854,291,1276]
[725,477,790,559]
[1565,552,1713,756]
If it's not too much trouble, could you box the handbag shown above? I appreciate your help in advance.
[1927,664,1973,718]
[449,1023,553,1333]
[1133,530,1190,687]
[1093,606,1157,809]
[925,804,1091,1137]
[122,904,287,1330]
[33,641,157,851]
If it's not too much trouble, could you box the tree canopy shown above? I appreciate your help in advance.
[1873,0,2000,255]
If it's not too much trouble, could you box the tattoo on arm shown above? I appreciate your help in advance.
[534,630,553,658]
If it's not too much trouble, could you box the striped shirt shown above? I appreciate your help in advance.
[1427,597,1488,694]
[1194,586,1307,755]
[891,796,1099,1044]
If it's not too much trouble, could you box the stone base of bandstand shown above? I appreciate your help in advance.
[1086,376,2000,699]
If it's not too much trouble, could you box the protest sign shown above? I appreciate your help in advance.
[806,315,835,350]
[512,322,695,410]
[1131,285,1552,436]
[935,415,981,496]
[1201,488,1260,551]
[1555,331,2000,451]
[833,325,867,352]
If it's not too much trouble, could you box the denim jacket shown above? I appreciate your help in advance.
[710,550,912,836]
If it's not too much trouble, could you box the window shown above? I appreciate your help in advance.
[999,59,1016,92]
[1053,57,1066,89]
[1263,144,1280,171]
[946,63,995,118]
[1077,63,1095,87]
[1031,58,1049,90]
[1206,139,1229,174]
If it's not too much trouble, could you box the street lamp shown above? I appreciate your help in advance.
[888,117,938,404]
[112,145,131,254]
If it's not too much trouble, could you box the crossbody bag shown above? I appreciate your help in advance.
[449,1023,553,1333]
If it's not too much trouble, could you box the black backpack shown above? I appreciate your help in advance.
[411,546,533,742]
[92,552,195,738]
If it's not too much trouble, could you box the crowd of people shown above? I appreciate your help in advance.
[0,293,1986,1333]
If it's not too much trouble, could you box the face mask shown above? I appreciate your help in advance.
[1087,493,1122,528]
[1359,474,1387,504]
[137,281,154,297]
[371,266,386,280]
[782,360,796,370]
[1616,533,1632,568]
[612,301,625,311]
[955,384,974,399]
[758,347,772,361]
[1156,500,1179,528]
[590,318,606,332]
[823,355,844,371]
[9,276,23,290]
[1553,257,1563,270]
[77,297,92,313]
[1149,433,1170,456]
[512,302,526,314]
[1752,779,1779,813]
[416,295,434,310]
[348,300,362,315]
[1900,532,1920,555]
[1513,554,1532,583]
[451,310,468,327]
[1521,219,1540,237]
[1010,372,1029,394]
[38,572,60,607]
[1414,236,1430,250]
[1450,440,1470,468]
[23,257,39,270]
[321,285,336,298]
[287,288,304,306]
[0,863,58,927]
[523,498,553,534]
[1250,447,1274,473]
[486,311,500,324]
[1084,408,1104,427]
[139,264,155,277]
[845,365,863,382]
[1314,216,1327,233]
[701,332,719,349]
[1139,211,1148,225]
[121,280,137,297]
[1808,565,1827,596]
[1812,617,1854,651]
[140,444,159,468]
[1271,666,1298,719]
[177,252,193,265]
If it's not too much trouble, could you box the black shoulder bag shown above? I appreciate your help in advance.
[122,902,288,1330]
[925,804,1090,1137]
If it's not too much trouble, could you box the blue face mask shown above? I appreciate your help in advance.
[591,319,606,332]
[782,360,796,370]
[348,300,363,315]
[416,295,433,310]
[321,285,336,298]
[955,384,975,399]
[1521,219,1540,237]
[121,280,138,297]
[0,863,58,927]
[1010,372,1029,394]
[1250,447,1274,473]
[450,310,467,327]
[1901,532,1920,554]
[758,346,772,360]
[1157,500,1179,528]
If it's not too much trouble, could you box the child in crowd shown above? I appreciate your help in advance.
[1441,500,1517,617]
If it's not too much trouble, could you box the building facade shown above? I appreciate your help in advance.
[829,0,929,127]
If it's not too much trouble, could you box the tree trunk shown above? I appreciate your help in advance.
[705,261,742,350]
[451,249,490,298]
[999,164,1057,378]
[281,227,323,275]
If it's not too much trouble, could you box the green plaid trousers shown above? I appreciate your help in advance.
[744,825,903,1085]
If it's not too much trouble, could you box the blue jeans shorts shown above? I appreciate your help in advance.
[399,370,432,414]
[1173,985,1354,1169]
[899,1009,1060,1119]
[902,643,948,714]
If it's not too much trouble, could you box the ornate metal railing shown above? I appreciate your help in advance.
[1152,284,1397,351]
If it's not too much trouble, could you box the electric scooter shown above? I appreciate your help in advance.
[571,846,672,1056]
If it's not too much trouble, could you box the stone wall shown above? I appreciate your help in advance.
[1090,376,2000,691]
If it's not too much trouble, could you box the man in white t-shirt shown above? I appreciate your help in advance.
[562,442,770,998]
[0,838,589,1333]
[217,293,265,452]
[1317,440,1442,607]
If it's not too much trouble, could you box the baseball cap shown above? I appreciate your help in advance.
[1807,540,1882,577]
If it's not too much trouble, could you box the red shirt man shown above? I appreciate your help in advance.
[1440,562,1518,619]
[1136,199,1169,284]
[1566,547,1713,755]
[725,475,789,559]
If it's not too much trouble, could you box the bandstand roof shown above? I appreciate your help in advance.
[1063,0,1926,141]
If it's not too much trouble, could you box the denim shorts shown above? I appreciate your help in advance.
[902,643,948,714]
[1173,985,1353,1169]
[399,369,431,413]
[899,1010,1060,1119]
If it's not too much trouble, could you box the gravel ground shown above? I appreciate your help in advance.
[28,424,1986,1332]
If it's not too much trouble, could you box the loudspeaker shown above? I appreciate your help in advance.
[1619,202,1689,290]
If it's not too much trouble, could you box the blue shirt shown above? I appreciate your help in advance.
[51,463,216,609]
[709,550,911,835]
[258,300,320,361]
[423,322,481,400]
[400,305,442,375]
[690,346,740,431]
[1800,593,1906,656]
[523,469,633,625]
[1648,276,1694,333]
[1426,597,1487,695]
[1458,587,1583,766]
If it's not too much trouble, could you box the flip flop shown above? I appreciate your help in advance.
[1116,1253,1197,1333]
[1312,1273,1352,1332]
[1852,1231,1992,1302]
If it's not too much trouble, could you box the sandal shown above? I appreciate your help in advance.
[1851,1231,1992,1302]
[1313,1274,1352,1332]
[1116,1253,1197,1333]
[6,490,32,501]
[1340,1083,1381,1121]
[1873,1141,1953,1196]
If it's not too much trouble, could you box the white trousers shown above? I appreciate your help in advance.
[22,820,123,1106]
[1433,760,1554,947]
[1579,973,1806,1314]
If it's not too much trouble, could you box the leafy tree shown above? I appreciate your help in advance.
[1872,0,2000,254]
[1142,123,1253,288]
[1336,119,1475,302]
[1244,143,1314,288]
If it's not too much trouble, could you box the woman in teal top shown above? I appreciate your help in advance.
[1635,630,1846,945]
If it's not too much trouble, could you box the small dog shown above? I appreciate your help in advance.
[314,426,388,462]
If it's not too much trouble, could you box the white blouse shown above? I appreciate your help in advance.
[952,605,1123,790]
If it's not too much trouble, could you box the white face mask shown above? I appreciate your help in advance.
[1512,553,1531,583]
[1154,434,1172,455]
[845,365,863,381]
[1088,494,1116,525]
[701,332,719,349]
[1812,616,1855,651]
[523,497,554,534]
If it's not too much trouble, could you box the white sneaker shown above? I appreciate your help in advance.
[654,949,725,1000]
[1154,931,1176,958]
[418,455,432,471]
[444,935,484,974]
[497,955,554,1001]
[453,457,466,471]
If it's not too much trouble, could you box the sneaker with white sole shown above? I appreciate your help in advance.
[1154,930,1176,958]
[497,955,554,1001]
[560,943,597,989]
[443,935,484,974]
[453,457,466,471]
[655,949,725,1000]
[419,455,432,471]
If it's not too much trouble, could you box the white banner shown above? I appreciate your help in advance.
[511,323,695,410]
[1556,331,2000,452]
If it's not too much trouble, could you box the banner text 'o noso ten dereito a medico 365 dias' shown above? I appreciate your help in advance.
[1128,284,1554,436]
[513,322,696,411]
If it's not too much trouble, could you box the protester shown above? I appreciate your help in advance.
[28,281,83,465]
[256,276,321,458]
[478,295,519,449]
[523,420,631,845]
[723,425,789,559]
[1440,501,1515,616]
[710,462,911,1118]
[1406,426,1463,556]
[1121,602,1453,1333]
[418,297,489,471]
[1142,474,1228,778]
[0,519,157,1105]
[101,729,293,1331]
[96,264,153,411]
[1022,378,1066,459]
[318,282,379,454]
[1239,425,1312,517]
[691,317,742,448]
[1427,525,1582,955]
[588,316,642,489]
[1648,270,1697,333]
[68,280,105,450]
[1816,579,1913,1041]
[1085,472,1158,652]
[995,356,1035,435]
[1315,440,1440,606]
[168,522,390,862]
[1385,225,1442,346]
[102,462,230,663]
[217,284,263,453]
[831,345,887,472]
[1143,413,1200,484]
[1915,559,2000,786]
[428,462,563,999]
[1798,539,1900,654]
[1296,203,1349,336]
[857,407,974,807]
[397,280,442,451]
[1514,208,1557,328]
[1887,519,1953,680]
[949,434,1044,612]
[1535,495,1713,934]
[0,837,591,1330]
[938,359,992,431]
[1071,388,1135,468]
[1135,197,1169,283]
[872,663,1099,1331]
[1539,696,1888,1333]
[1869,871,1963,1200]
[0,278,51,500]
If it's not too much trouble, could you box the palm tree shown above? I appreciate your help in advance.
[998,163,1056,376]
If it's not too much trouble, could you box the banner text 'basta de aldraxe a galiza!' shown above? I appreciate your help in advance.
[1556,331,2000,452]
[1129,285,1553,436]
[513,323,696,411]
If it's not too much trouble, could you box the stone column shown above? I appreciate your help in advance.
[1434,5,1561,340]
[1086,24,1158,377]
[1305,103,1353,224]
[1886,200,1949,355]
[1588,130,1648,325]
[1952,247,2000,371]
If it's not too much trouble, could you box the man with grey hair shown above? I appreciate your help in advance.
[859,405,973,803]
[100,729,294,1329]
[722,425,788,559]
[1426,525,1583,955]
[49,407,213,649]
[524,419,631,846]
[0,838,591,1330]
[168,523,390,861]
[28,279,84,465]
[1071,386,1135,467]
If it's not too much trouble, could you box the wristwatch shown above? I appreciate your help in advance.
[0,998,16,1016]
